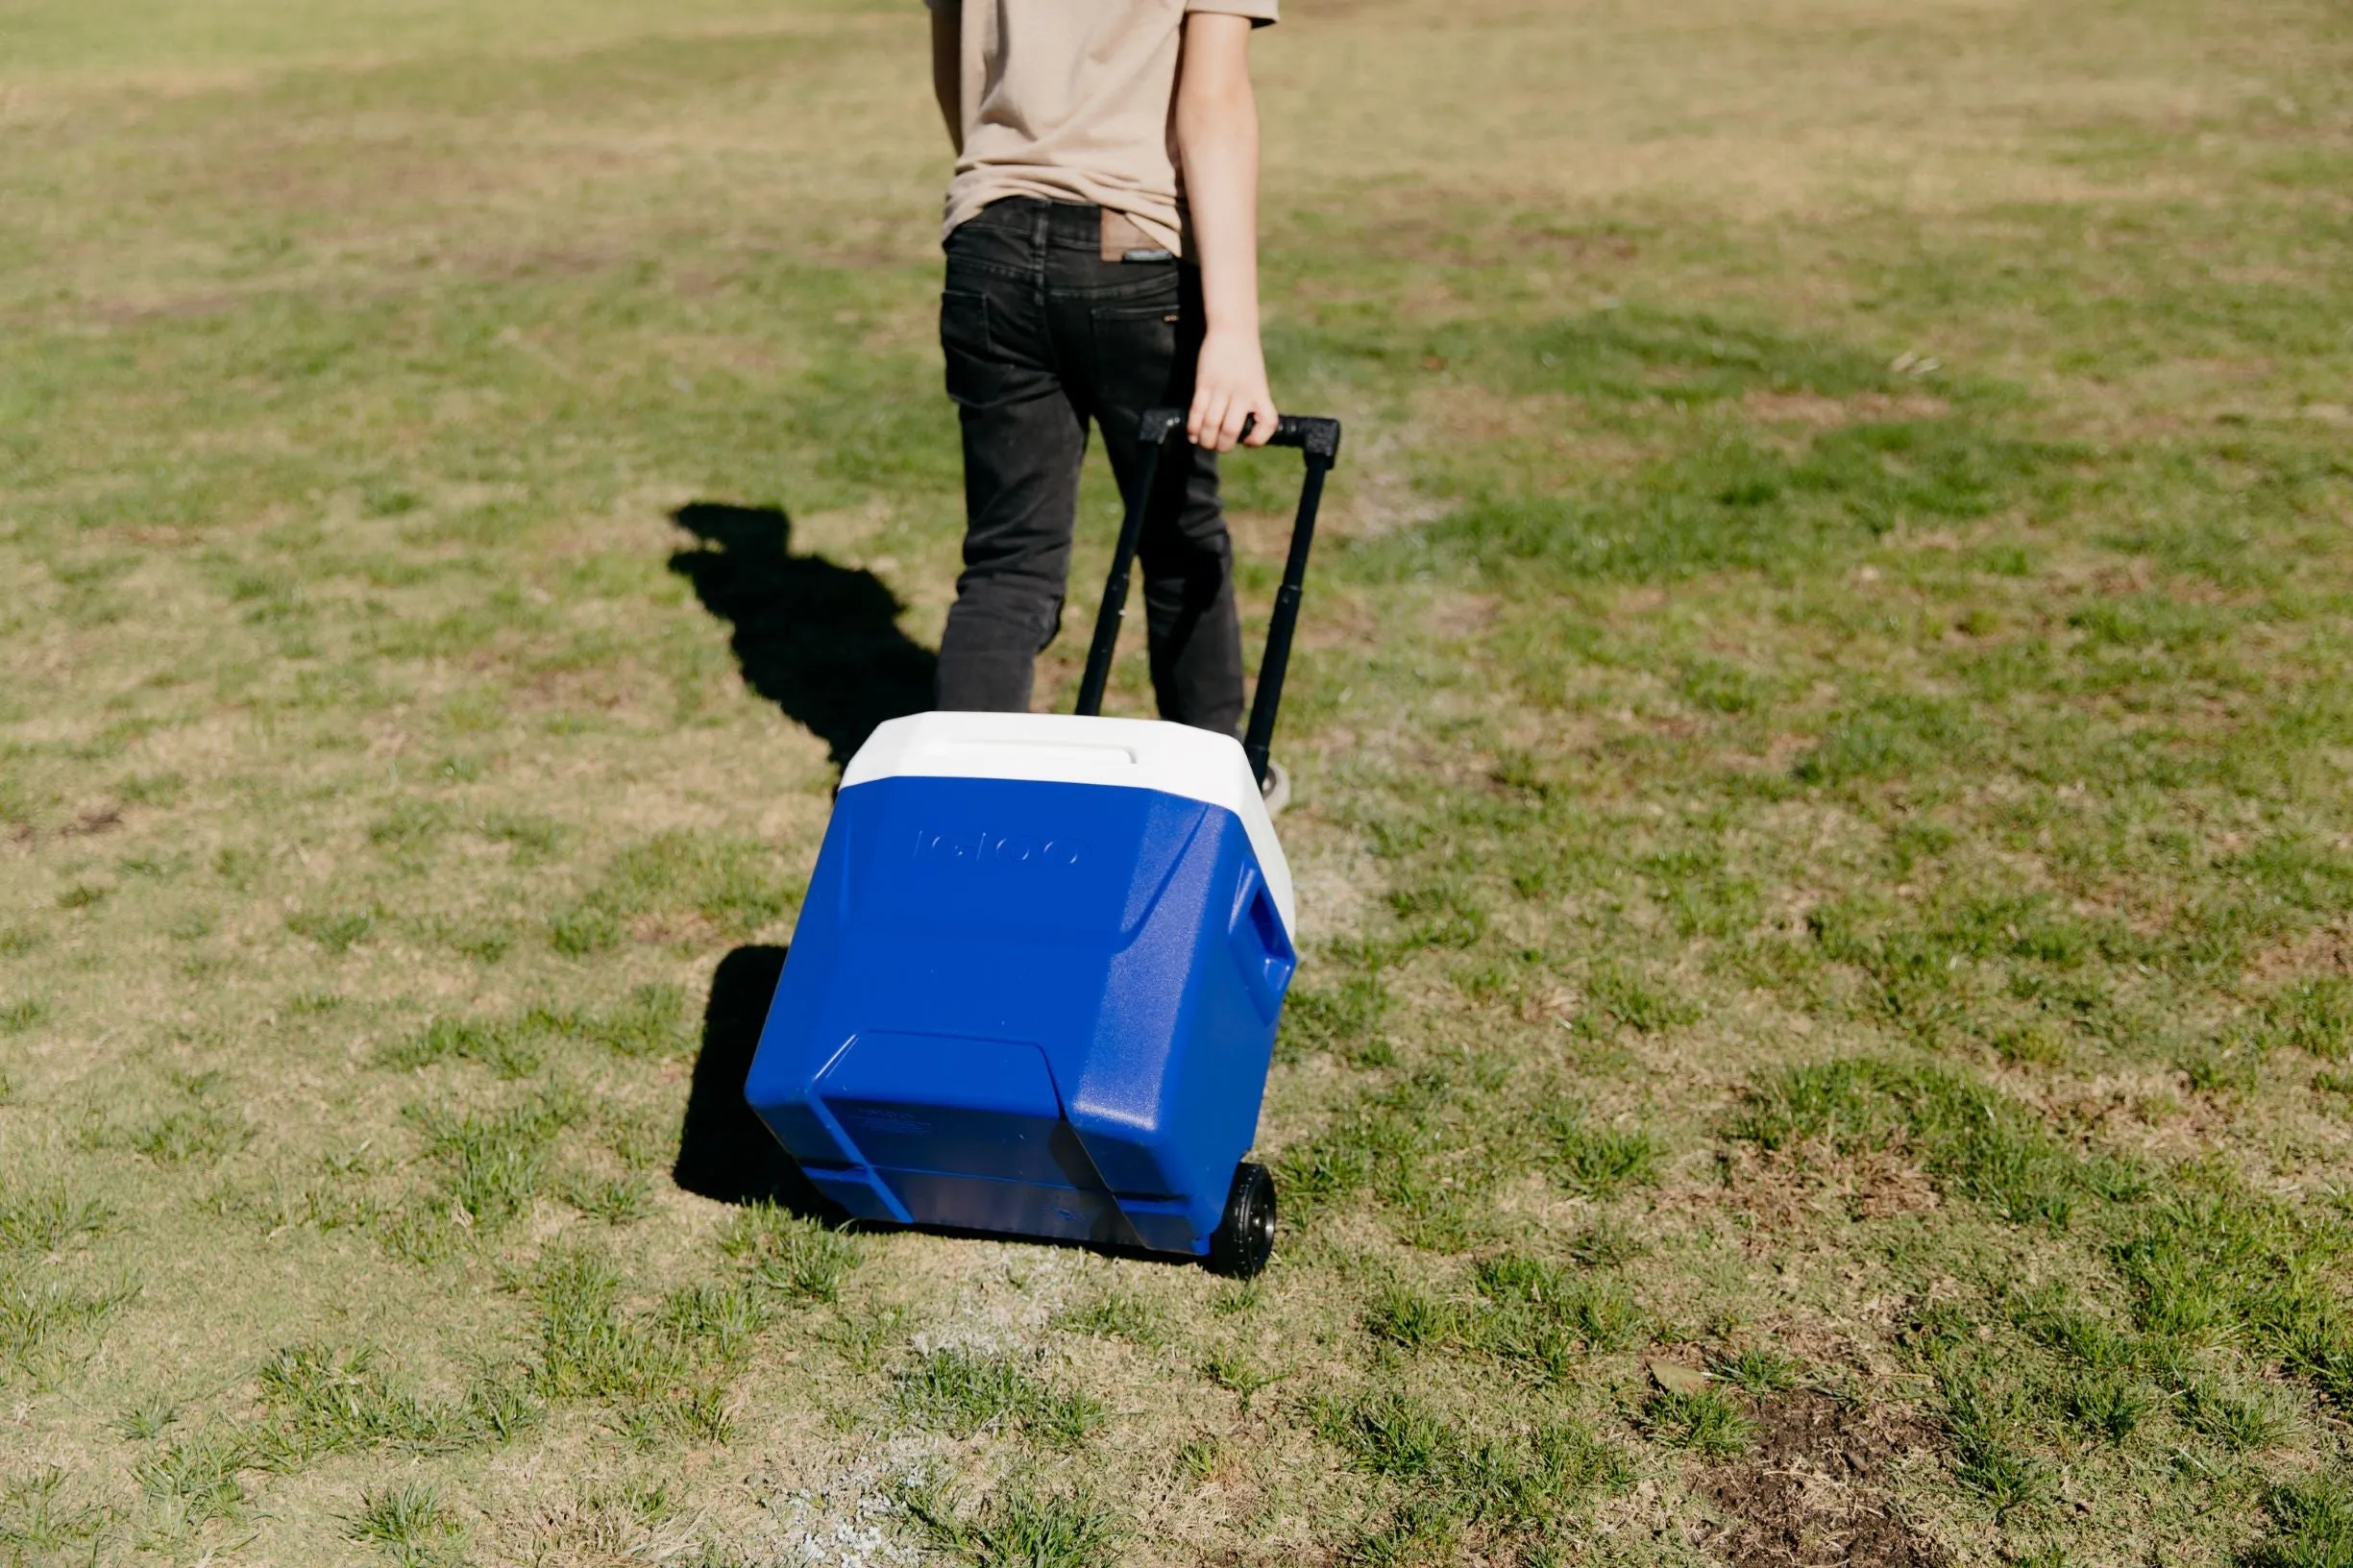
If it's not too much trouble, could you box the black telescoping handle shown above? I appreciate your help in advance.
[1075,408,1344,792]
[1238,432,1335,789]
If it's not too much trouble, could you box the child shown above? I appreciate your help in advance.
[923,0,1282,764]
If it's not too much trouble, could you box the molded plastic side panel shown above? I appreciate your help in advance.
[880,1171,1133,1247]
[818,1033,1068,1187]
[1073,810,1287,1241]
[801,1164,909,1224]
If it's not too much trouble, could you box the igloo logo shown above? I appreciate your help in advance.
[913,827,1088,870]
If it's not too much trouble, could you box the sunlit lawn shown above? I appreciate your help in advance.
[3,0,2351,1563]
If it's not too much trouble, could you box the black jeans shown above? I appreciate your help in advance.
[934,198,1243,735]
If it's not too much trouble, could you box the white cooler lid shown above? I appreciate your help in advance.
[843,712,1294,937]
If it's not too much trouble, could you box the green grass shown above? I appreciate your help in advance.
[409,1093,581,1230]
[0,1468,110,1562]
[1543,1112,1663,1197]
[0,1185,132,1378]
[348,1481,465,1568]
[1314,1386,1633,1556]
[1938,1370,2056,1520]
[2248,1475,2353,1568]
[1728,1055,2145,1226]
[110,1393,179,1443]
[0,1187,108,1255]
[4,0,2352,1560]
[1642,1385,1756,1458]
[2182,1378,2302,1454]
[894,1348,1105,1448]
[905,1482,1122,1568]
[1714,1346,1802,1398]
[718,1201,863,1301]
[1051,1290,1164,1346]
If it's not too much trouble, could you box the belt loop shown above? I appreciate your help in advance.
[1030,203,1050,288]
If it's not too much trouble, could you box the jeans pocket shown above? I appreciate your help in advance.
[1090,298,1187,411]
[940,288,995,408]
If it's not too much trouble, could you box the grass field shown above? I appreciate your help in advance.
[5,0,2353,1562]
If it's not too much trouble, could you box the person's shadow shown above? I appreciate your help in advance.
[668,502,933,1211]
[668,502,936,767]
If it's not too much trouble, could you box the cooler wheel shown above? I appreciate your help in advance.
[1207,1162,1277,1279]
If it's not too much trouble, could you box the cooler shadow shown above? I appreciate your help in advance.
[669,502,937,766]
[673,943,832,1214]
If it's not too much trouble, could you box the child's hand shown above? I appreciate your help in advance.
[1189,328,1279,453]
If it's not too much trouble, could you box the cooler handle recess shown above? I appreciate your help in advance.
[1074,409,1343,791]
[1226,866,1297,1021]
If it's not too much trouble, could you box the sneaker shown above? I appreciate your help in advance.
[1260,760,1290,817]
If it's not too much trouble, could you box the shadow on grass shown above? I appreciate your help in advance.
[673,943,833,1214]
[669,502,936,766]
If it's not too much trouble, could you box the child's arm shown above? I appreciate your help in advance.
[931,0,963,153]
[1174,13,1278,453]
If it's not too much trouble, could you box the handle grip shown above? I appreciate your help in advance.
[1136,408,1343,461]
[1262,414,1344,460]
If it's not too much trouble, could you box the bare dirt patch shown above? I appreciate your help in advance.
[1742,390,1952,427]
[1719,1143,1942,1236]
[1708,1389,1947,1568]
[2246,919,2353,983]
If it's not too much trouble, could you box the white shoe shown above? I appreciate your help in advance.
[1260,761,1290,817]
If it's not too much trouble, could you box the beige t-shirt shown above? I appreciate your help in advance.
[924,0,1279,257]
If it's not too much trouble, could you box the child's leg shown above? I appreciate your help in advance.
[1085,268,1246,736]
[934,208,1089,714]
[1127,437,1245,736]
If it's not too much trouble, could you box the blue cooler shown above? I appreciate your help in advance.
[745,714,1295,1267]
[746,409,1340,1275]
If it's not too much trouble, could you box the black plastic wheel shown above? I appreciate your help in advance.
[1207,1162,1277,1279]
